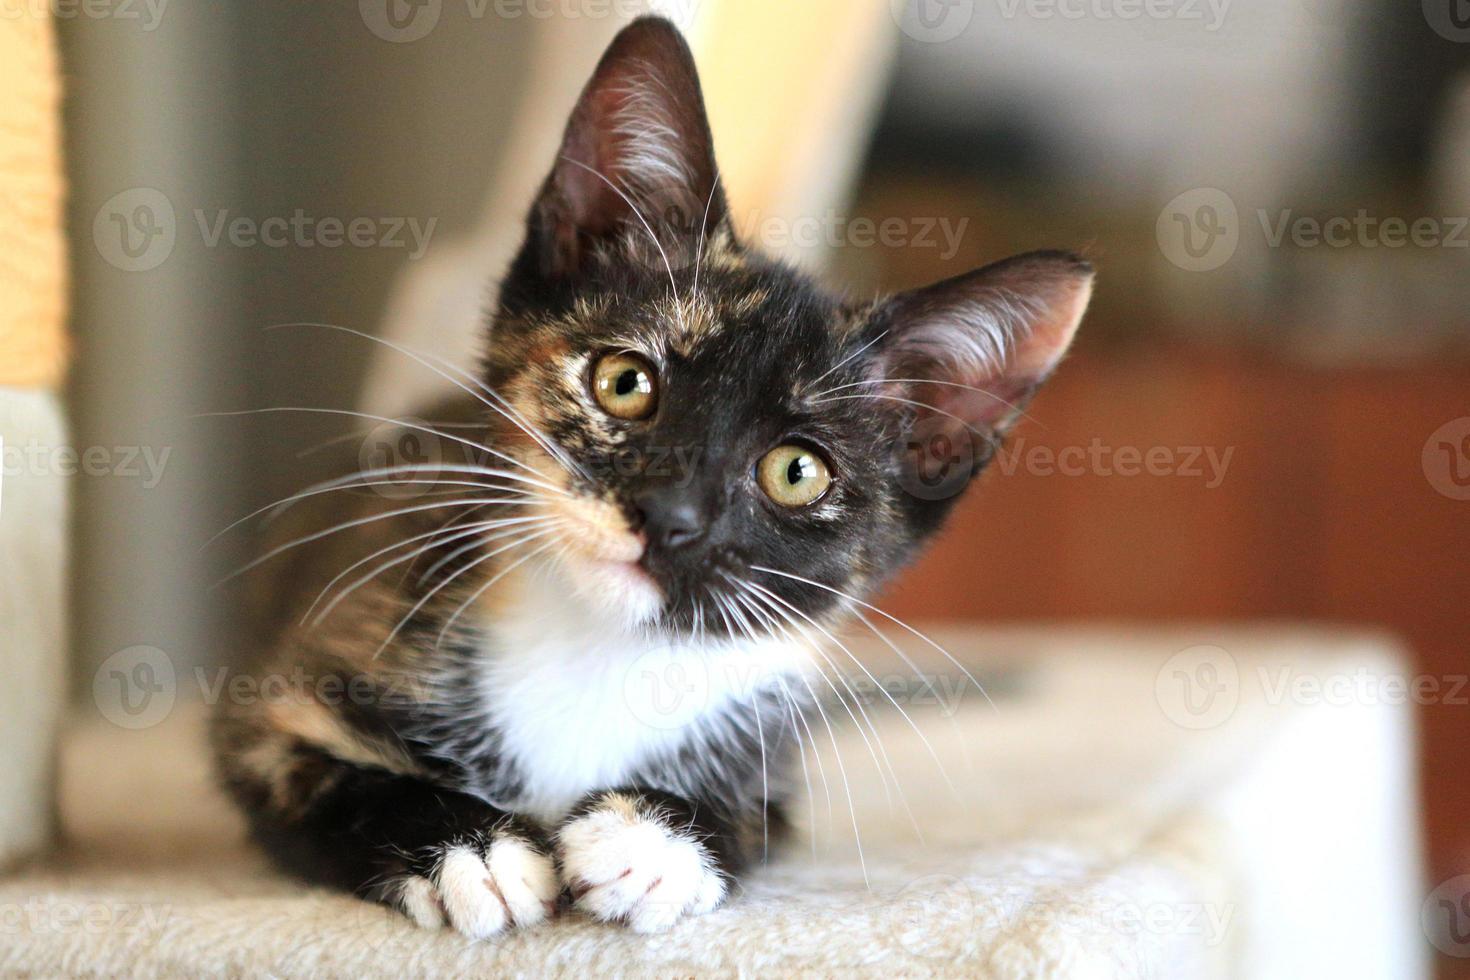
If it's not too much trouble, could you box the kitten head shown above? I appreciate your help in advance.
[483,18,1092,637]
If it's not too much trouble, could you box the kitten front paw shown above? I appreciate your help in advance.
[556,792,727,933]
[392,832,559,939]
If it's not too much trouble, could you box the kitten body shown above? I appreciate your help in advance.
[213,17,1093,937]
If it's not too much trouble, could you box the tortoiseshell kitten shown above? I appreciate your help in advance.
[212,17,1092,938]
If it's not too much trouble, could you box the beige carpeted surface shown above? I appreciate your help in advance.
[0,627,1426,978]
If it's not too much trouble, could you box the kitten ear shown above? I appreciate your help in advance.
[522,16,728,280]
[871,250,1094,451]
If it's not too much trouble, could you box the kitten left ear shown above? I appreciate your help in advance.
[870,250,1094,446]
[520,16,728,280]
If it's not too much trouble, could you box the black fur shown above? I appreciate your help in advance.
[213,16,1092,934]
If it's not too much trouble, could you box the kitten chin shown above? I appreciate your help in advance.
[540,547,664,633]
[533,484,666,630]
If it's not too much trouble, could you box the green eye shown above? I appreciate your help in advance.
[591,352,657,420]
[757,445,833,508]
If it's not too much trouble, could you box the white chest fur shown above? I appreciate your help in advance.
[477,567,809,823]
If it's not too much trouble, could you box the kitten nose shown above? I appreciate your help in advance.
[631,485,706,550]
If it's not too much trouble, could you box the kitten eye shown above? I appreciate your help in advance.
[591,352,658,420]
[757,445,832,508]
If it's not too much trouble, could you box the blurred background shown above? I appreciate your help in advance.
[50,0,1469,973]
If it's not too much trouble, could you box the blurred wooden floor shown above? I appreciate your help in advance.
[876,350,1470,890]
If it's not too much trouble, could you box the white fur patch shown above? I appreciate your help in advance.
[480,559,811,824]
[558,798,726,933]
[397,838,558,940]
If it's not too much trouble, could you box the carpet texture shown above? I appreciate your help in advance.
[0,627,1424,978]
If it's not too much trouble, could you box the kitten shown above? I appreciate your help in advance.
[212,16,1092,937]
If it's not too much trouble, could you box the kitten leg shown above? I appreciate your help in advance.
[226,741,558,939]
[556,788,763,933]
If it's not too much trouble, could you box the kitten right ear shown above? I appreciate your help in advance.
[869,249,1094,458]
[517,16,729,282]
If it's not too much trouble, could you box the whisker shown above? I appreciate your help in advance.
[848,607,965,799]
[303,510,534,624]
[751,565,997,718]
[735,570,962,804]
[808,329,888,388]
[809,393,999,446]
[729,588,820,858]
[265,321,588,482]
[413,512,560,587]
[714,589,773,862]
[740,579,924,845]
[205,475,541,548]
[292,421,491,462]
[729,578,867,884]
[811,377,1040,426]
[434,536,562,649]
[195,407,570,497]
[309,515,557,627]
[689,169,721,303]
[375,524,564,659]
[214,496,521,587]
[558,156,686,333]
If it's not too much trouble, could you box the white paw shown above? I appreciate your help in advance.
[394,836,559,940]
[557,796,726,933]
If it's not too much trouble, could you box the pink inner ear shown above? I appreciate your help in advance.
[878,253,1094,436]
[545,18,722,257]
[1003,274,1093,381]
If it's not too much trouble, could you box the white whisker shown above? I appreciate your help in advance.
[740,579,924,845]
[729,578,866,885]
[376,524,564,659]
[214,496,523,587]
[197,407,570,497]
[808,330,888,388]
[265,321,588,482]
[558,156,686,333]
[311,516,557,628]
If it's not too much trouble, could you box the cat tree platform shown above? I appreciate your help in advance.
[0,627,1425,978]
